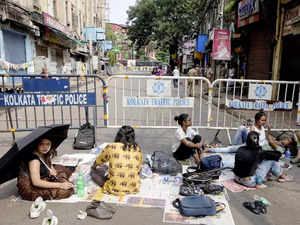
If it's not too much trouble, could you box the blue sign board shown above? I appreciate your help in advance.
[196,35,208,53]
[83,27,105,42]
[0,93,96,107]
[23,79,70,92]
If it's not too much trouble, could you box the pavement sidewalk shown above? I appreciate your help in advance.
[0,128,299,225]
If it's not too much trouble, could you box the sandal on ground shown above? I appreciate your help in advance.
[243,201,267,215]
[290,158,300,164]
[278,174,294,183]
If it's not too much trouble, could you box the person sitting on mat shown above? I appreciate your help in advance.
[233,131,293,188]
[92,125,143,196]
[208,110,268,153]
[172,113,205,165]
[17,138,74,201]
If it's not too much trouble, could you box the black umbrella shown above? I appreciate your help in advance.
[0,124,70,185]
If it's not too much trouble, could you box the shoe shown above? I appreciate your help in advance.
[86,201,113,220]
[278,174,294,182]
[90,200,117,214]
[290,158,300,164]
[42,209,58,225]
[30,196,46,219]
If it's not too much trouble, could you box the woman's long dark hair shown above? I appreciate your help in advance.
[36,138,57,165]
[174,113,189,126]
[114,125,138,150]
[254,109,266,123]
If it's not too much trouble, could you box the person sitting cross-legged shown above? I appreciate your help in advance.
[233,131,293,188]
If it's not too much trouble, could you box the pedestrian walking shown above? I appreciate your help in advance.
[172,66,180,88]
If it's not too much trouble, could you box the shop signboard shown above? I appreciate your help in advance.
[212,29,231,61]
[43,12,71,37]
[237,0,260,27]
[283,5,300,36]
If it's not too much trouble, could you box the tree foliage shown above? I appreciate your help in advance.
[127,0,207,57]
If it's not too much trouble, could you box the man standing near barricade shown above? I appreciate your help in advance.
[187,66,197,97]
[172,66,180,88]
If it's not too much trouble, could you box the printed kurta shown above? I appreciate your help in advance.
[96,143,143,196]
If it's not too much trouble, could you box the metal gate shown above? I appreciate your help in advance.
[0,73,107,132]
[107,75,211,128]
[209,79,300,131]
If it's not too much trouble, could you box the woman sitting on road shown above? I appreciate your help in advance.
[233,131,293,188]
[17,138,74,201]
[172,113,205,165]
[92,126,143,196]
[208,110,268,153]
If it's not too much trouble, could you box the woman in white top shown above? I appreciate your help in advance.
[209,110,267,153]
[173,114,205,165]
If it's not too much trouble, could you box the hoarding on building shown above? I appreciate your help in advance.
[237,0,260,27]
[212,29,231,61]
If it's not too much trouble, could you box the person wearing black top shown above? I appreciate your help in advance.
[234,131,293,188]
[17,138,74,201]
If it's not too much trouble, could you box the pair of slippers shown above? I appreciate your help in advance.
[243,201,267,215]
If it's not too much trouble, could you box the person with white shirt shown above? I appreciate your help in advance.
[172,66,180,88]
[209,110,268,153]
[172,113,205,165]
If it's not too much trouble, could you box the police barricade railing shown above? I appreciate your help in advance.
[106,75,211,129]
[209,78,300,133]
[0,73,108,137]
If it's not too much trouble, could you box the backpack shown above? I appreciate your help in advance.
[151,151,182,175]
[73,122,95,150]
[200,155,222,171]
[172,195,225,217]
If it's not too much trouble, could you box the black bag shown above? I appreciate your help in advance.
[151,151,182,175]
[200,155,222,171]
[180,182,224,196]
[172,195,225,217]
[183,167,231,184]
[261,151,282,161]
[73,122,95,150]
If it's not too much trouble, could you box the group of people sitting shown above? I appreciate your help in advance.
[17,126,142,201]
[172,111,299,188]
[17,110,299,202]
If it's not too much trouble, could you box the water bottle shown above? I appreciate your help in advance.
[285,148,291,159]
[77,172,85,198]
[256,175,263,185]
[253,195,271,206]
[284,148,291,169]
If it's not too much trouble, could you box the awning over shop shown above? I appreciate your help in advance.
[44,26,84,48]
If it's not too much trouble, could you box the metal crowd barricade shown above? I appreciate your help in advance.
[0,73,108,136]
[106,75,211,128]
[209,79,300,135]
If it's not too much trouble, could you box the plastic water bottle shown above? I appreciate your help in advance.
[77,172,85,198]
[285,148,291,159]
[284,148,291,169]
[253,195,271,206]
[256,175,263,185]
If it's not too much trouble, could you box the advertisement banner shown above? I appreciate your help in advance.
[212,29,231,61]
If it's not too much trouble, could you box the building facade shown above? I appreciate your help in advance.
[0,0,107,76]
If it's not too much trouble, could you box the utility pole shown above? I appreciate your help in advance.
[220,0,225,29]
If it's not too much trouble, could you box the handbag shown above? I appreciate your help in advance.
[151,151,182,175]
[172,195,225,217]
[200,155,222,171]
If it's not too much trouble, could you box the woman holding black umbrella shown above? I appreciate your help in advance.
[17,138,74,201]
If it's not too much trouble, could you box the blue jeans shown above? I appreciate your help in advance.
[233,125,248,145]
[235,160,283,188]
[255,160,282,181]
[209,144,243,153]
